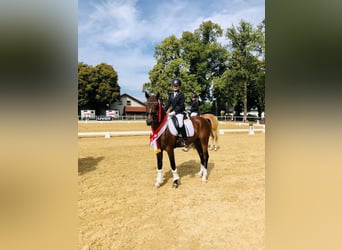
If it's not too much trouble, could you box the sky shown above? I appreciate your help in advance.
[78,0,264,101]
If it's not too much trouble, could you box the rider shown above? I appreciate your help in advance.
[164,78,189,150]
[189,93,201,117]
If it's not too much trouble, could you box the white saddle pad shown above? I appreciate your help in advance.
[168,118,194,137]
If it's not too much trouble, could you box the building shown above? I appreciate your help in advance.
[111,93,146,119]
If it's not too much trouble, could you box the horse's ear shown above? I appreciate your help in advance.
[145,91,150,99]
[156,92,160,100]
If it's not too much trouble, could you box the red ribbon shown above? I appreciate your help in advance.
[150,114,168,144]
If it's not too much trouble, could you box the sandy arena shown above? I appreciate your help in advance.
[78,121,265,249]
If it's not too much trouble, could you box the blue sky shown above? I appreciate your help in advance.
[78,0,264,101]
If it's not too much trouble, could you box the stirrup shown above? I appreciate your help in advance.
[182,141,189,152]
[182,147,189,152]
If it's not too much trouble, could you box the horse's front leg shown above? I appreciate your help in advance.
[166,149,179,188]
[155,151,164,187]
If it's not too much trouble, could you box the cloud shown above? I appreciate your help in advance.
[78,0,264,100]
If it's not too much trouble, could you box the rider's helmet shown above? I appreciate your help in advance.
[171,78,181,86]
[191,93,198,98]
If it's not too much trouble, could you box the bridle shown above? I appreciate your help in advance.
[146,99,162,123]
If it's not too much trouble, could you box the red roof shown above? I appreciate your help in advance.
[124,106,146,113]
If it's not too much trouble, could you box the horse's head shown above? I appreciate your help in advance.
[145,92,161,126]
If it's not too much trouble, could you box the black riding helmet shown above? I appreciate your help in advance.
[171,78,181,86]
[191,94,198,98]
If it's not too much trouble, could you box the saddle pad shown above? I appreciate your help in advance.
[168,118,194,137]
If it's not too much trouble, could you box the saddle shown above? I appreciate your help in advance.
[168,116,194,137]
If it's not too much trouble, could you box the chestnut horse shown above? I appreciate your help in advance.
[145,92,212,188]
[201,114,219,151]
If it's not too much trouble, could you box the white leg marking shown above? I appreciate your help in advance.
[202,168,208,183]
[172,169,180,181]
[155,170,163,187]
[197,164,205,177]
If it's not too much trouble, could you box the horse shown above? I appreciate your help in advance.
[145,92,212,188]
[201,113,219,151]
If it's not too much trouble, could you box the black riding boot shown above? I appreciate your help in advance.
[179,125,189,151]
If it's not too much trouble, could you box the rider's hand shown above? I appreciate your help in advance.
[169,111,176,116]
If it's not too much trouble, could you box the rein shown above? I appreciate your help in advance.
[158,100,162,122]
[147,98,168,153]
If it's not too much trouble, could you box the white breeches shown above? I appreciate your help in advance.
[175,113,184,127]
[190,112,198,117]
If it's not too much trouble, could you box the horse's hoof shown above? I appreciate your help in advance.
[172,180,179,188]
[154,182,161,188]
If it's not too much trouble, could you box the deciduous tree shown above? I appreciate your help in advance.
[78,62,120,114]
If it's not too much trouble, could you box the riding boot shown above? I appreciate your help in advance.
[179,125,189,151]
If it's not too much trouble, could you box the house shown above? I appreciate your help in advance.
[111,93,146,118]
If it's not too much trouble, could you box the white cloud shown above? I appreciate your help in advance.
[78,0,264,101]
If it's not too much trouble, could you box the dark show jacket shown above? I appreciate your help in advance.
[190,100,200,113]
[163,91,185,114]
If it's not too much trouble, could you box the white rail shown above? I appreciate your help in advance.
[78,131,150,138]
[219,128,265,134]
[78,127,265,138]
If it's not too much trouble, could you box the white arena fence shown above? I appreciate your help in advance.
[78,115,265,123]
[78,120,265,138]
[78,131,150,138]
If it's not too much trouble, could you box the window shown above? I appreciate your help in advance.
[126,100,131,106]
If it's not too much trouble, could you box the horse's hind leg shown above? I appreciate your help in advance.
[209,136,214,151]
[166,149,180,188]
[213,131,219,151]
[195,142,209,182]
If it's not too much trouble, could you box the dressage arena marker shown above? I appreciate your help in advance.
[249,125,255,135]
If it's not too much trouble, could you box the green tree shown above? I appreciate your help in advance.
[143,35,185,102]
[143,20,264,118]
[222,20,264,121]
[78,62,96,109]
[252,19,265,118]
[191,21,228,102]
[78,62,120,114]
[143,21,228,111]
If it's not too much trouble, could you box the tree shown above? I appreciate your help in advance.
[78,62,120,114]
[223,20,265,121]
[191,21,228,102]
[253,19,265,118]
[78,62,96,109]
[143,21,228,110]
[143,20,264,118]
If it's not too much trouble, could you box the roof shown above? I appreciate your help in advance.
[124,106,146,113]
[120,93,146,106]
